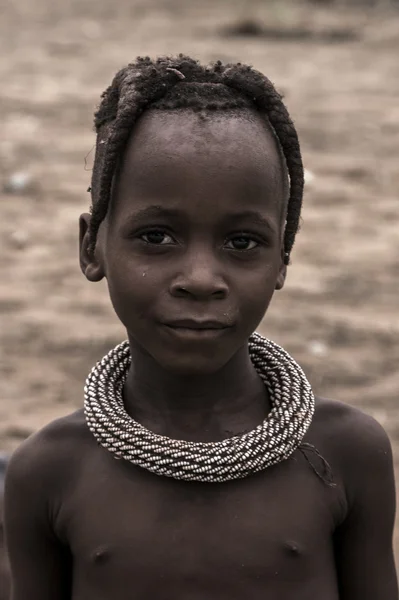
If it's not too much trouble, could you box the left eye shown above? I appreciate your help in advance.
[225,236,259,251]
[141,231,174,245]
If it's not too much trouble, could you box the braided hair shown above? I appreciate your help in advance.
[89,55,304,265]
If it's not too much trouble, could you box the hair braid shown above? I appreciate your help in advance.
[89,55,304,263]
[220,65,304,263]
[89,60,188,251]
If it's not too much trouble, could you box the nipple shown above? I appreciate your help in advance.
[284,541,302,557]
[92,546,110,565]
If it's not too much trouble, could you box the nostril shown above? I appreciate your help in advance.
[213,289,227,299]
[170,279,229,299]
[176,286,189,296]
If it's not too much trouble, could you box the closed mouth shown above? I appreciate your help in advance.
[163,319,231,331]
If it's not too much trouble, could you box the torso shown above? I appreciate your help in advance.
[51,398,348,600]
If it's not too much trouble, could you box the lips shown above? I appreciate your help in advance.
[164,319,231,330]
[161,318,234,341]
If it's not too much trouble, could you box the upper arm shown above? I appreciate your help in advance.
[4,438,72,600]
[334,411,398,600]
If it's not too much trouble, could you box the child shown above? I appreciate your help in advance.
[4,55,397,600]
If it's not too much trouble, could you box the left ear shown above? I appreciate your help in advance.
[275,248,287,291]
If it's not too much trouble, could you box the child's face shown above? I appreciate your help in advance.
[83,110,287,374]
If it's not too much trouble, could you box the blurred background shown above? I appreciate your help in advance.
[0,0,398,576]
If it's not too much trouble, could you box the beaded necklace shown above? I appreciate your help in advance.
[84,332,314,483]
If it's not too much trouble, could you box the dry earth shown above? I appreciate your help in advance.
[0,0,398,553]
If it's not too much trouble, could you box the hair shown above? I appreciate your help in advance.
[88,55,304,265]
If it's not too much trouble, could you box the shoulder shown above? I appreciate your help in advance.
[312,396,392,456]
[5,409,91,499]
[310,397,394,506]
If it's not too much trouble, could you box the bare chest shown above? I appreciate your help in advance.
[58,449,343,599]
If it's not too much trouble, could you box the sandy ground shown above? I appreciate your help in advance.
[0,0,398,552]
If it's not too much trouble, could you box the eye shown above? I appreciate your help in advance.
[140,230,175,245]
[225,236,259,251]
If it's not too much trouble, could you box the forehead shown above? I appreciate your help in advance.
[112,109,287,218]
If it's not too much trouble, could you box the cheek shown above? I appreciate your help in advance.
[236,262,279,319]
[239,261,279,296]
[105,257,160,326]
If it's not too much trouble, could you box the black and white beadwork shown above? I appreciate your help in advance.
[84,332,315,483]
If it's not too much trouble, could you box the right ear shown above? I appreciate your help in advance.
[79,213,105,282]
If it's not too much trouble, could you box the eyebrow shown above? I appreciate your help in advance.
[122,206,278,235]
[123,206,183,224]
[226,211,278,235]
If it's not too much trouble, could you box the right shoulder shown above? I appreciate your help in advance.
[5,409,91,500]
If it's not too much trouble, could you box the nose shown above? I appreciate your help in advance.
[169,252,229,300]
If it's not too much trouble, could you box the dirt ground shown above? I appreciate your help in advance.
[0,0,398,552]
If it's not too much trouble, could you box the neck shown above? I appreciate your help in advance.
[123,339,270,442]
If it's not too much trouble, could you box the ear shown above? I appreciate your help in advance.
[275,248,287,291]
[79,213,105,282]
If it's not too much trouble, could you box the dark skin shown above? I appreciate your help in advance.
[0,459,10,600]
[0,500,10,600]
[4,109,398,600]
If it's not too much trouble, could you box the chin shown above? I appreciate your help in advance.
[153,349,234,376]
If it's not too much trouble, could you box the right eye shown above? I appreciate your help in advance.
[140,230,175,245]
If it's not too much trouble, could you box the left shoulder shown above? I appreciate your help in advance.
[310,397,394,505]
[312,396,392,457]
